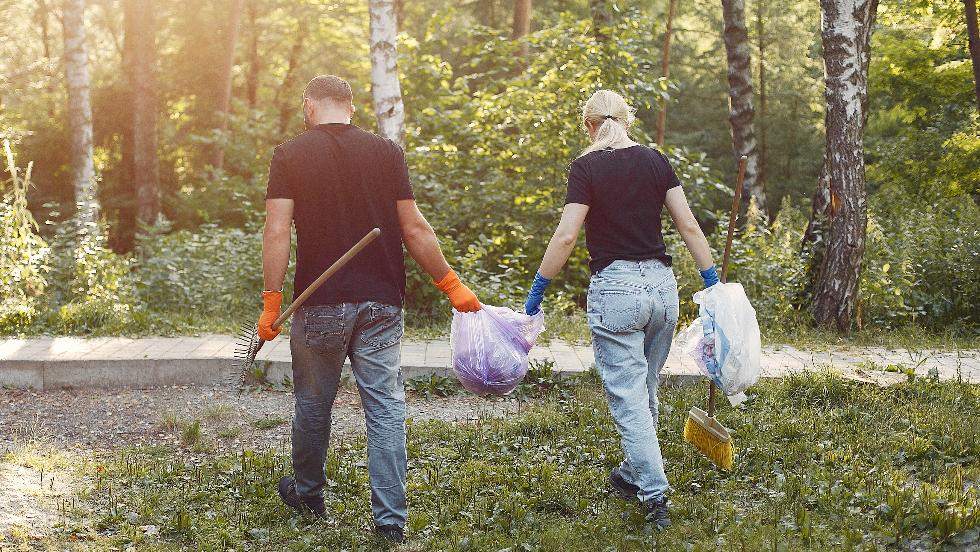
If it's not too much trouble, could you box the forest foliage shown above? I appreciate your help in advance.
[0,0,977,337]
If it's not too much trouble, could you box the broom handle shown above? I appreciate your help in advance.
[708,155,747,418]
[272,228,381,329]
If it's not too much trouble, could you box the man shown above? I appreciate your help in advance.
[259,75,480,544]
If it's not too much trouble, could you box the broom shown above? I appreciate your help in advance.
[682,155,747,471]
[233,227,381,385]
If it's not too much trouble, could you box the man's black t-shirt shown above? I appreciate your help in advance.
[265,123,414,307]
[564,145,682,274]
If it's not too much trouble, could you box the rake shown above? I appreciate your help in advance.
[682,155,746,471]
[233,227,381,386]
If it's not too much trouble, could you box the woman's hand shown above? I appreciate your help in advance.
[700,265,719,288]
[523,273,552,315]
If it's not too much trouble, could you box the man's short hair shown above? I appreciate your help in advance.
[304,75,353,103]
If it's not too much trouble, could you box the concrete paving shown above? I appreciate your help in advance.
[0,335,977,390]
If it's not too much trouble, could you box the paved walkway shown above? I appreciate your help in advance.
[0,335,977,390]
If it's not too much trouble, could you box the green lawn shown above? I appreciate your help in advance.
[18,373,980,551]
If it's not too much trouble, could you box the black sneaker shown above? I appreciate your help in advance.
[608,467,641,500]
[375,524,405,544]
[277,476,326,517]
[643,496,671,529]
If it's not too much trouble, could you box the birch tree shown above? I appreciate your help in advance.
[62,0,98,225]
[512,0,532,59]
[369,0,405,147]
[721,0,766,213]
[809,0,879,332]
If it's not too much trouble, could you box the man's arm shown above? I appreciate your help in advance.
[263,199,294,290]
[397,199,480,311]
[396,199,451,280]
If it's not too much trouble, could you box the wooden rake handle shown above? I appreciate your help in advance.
[708,155,747,417]
[272,227,381,329]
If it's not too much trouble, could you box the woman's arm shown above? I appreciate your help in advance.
[664,186,716,275]
[523,203,589,314]
[537,203,590,278]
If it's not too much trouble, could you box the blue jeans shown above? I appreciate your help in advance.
[289,302,406,528]
[587,259,679,502]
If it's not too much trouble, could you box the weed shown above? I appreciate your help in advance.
[251,416,288,430]
[216,427,243,440]
[203,404,235,421]
[406,373,460,398]
[179,420,202,446]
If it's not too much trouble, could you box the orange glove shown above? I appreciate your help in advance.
[434,269,481,312]
[258,290,283,341]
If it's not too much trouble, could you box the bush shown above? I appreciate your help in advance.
[0,141,49,330]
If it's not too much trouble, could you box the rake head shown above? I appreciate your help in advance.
[232,322,266,387]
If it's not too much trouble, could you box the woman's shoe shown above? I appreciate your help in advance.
[643,496,671,529]
[608,467,641,500]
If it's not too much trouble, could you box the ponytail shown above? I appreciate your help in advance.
[577,90,636,158]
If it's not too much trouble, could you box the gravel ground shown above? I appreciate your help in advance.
[0,384,519,455]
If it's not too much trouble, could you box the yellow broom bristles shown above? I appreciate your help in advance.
[683,417,734,470]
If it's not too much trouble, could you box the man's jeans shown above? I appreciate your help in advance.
[289,301,407,528]
[587,259,679,502]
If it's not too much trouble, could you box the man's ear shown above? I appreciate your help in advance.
[348,102,355,116]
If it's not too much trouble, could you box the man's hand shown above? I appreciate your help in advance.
[258,290,283,341]
[434,269,481,312]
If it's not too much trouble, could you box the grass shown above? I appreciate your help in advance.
[251,417,289,430]
[3,301,976,351]
[25,373,980,551]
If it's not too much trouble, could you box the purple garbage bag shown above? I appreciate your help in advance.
[450,304,546,396]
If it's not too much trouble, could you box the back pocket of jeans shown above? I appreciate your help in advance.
[304,305,345,354]
[360,303,404,349]
[598,288,641,333]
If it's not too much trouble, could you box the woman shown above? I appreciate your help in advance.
[523,90,719,529]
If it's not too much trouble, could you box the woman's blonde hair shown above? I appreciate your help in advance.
[578,89,636,158]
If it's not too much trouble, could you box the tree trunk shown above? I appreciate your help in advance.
[369,0,405,147]
[209,0,244,169]
[62,0,98,225]
[720,0,766,213]
[123,0,160,228]
[276,18,307,135]
[590,0,609,42]
[656,0,677,145]
[485,0,497,28]
[810,0,878,332]
[245,0,260,109]
[512,0,531,58]
[756,0,768,196]
[38,0,52,59]
[966,0,980,113]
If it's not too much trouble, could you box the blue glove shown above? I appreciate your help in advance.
[524,272,552,315]
[699,265,720,288]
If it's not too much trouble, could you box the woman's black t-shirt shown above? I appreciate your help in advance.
[564,145,682,274]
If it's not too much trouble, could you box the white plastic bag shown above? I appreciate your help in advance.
[450,304,545,396]
[678,282,761,405]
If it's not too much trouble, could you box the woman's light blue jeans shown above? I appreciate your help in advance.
[587,259,679,502]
